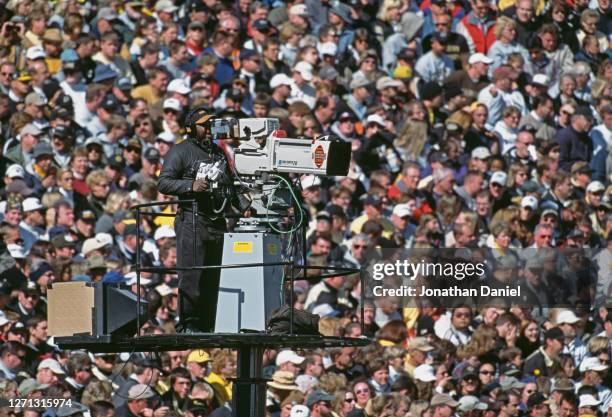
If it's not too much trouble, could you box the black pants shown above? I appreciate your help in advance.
[175,211,224,332]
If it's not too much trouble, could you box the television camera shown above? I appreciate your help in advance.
[200,117,351,229]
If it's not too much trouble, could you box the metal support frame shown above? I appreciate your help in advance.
[57,198,367,417]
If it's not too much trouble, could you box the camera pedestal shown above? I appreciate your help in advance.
[214,232,284,333]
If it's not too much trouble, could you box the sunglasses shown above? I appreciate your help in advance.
[345,398,355,403]
[353,244,367,249]
[355,389,370,394]
[135,122,151,128]
[126,147,141,153]
[479,370,494,375]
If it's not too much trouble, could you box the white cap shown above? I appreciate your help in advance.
[276,350,305,366]
[124,272,152,286]
[392,203,413,218]
[579,357,608,373]
[587,181,605,194]
[366,114,386,127]
[471,147,491,160]
[155,283,174,297]
[490,171,508,186]
[157,131,176,144]
[290,405,311,417]
[7,244,25,259]
[579,394,602,408]
[376,76,403,90]
[295,374,318,394]
[38,358,66,375]
[521,196,539,210]
[0,311,9,327]
[270,73,293,89]
[163,98,182,112]
[532,74,550,87]
[26,45,46,60]
[22,197,43,212]
[413,364,437,382]
[155,0,179,13]
[458,396,489,412]
[154,225,176,240]
[289,3,309,16]
[556,310,581,325]
[6,164,25,179]
[300,175,321,189]
[293,61,313,81]
[82,233,113,256]
[167,78,191,94]
[318,42,338,57]
[468,53,493,65]
[312,303,338,317]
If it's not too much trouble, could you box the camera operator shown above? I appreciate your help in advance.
[158,106,237,334]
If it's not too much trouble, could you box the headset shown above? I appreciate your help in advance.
[185,106,214,140]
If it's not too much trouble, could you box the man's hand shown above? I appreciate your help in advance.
[153,406,170,417]
[192,178,209,192]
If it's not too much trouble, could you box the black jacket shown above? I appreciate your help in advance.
[157,138,236,227]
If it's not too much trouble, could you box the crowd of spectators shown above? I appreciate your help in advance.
[0,0,611,416]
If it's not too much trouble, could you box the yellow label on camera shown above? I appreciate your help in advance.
[267,243,278,255]
[233,242,253,253]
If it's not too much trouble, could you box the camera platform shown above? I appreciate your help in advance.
[54,332,371,353]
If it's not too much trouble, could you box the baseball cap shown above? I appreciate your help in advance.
[556,310,580,325]
[407,337,434,352]
[252,19,271,32]
[22,197,43,212]
[579,357,608,373]
[168,78,191,94]
[392,203,413,218]
[579,395,601,408]
[21,123,43,137]
[154,225,176,240]
[276,350,305,366]
[124,272,152,286]
[430,394,459,408]
[468,53,493,65]
[144,147,161,162]
[414,364,437,382]
[33,142,54,159]
[300,175,321,189]
[350,75,370,90]
[154,0,179,13]
[38,358,65,375]
[7,244,25,259]
[293,61,313,82]
[458,396,488,412]
[521,196,539,210]
[471,147,491,160]
[490,171,508,186]
[318,42,338,57]
[290,405,310,417]
[587,181,605,193]
[187,350,211,363]
[306,390,335,407]
[156,131,176,144]
[97,7,118,21]
[376,76,403,90]
[270,73,293,89]
[26,45,46,61]
[82,233,113,256]
[6,164,25,179]
[366,114,386,127]
[26,92,49,106]
[289,3,309,16]
[552,378,575,392]
[531,74,550,87]
[128,383,157,400]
